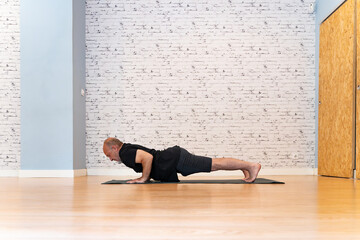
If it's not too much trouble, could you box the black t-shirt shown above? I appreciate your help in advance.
[119,143,181,182]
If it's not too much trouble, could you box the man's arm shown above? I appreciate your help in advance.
[126,150,153,183]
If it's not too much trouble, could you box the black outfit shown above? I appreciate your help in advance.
[119,143,181,182]
[119,143,212,182]
[177,147,212,176]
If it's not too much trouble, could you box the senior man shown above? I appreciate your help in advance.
[103,137,261,183]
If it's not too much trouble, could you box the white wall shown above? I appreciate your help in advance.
[0,0,20,170]
[0,1,317,173]
[85,0,316,170]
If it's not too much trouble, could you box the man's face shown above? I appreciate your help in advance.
[103,144,121,162]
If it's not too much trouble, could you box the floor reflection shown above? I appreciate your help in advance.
[317,176,360,236]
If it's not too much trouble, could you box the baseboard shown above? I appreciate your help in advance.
[87,168,318,177]
[260,168,318,176]
[2,168,318,177]
[19,169,87,178]
[0,170,19,177]
[74,169,87,177]
[87,168,137,177]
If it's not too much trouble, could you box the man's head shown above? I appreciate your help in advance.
[103,137,123,162]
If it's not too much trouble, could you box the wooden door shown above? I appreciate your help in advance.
[357,0,360,179]
[319,0,355,178]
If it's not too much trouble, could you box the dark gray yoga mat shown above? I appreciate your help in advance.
[102,178,284,184]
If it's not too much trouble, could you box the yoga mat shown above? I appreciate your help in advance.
[102,178,284,184]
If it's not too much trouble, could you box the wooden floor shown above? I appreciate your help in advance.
[0,175,359,240]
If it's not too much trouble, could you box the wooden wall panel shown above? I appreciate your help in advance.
[319,0,355,178]
[357,0,360,179]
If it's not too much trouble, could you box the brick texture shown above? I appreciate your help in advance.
[0,1,316,170]
[0,0,20,170]
[85,0,316,169]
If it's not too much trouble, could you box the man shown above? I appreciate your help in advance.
[103,137,261,184]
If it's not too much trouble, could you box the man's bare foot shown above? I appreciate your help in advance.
[242,170,250,180]
[244,163,261,183]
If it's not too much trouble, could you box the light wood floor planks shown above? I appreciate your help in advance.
[0,175,359,239]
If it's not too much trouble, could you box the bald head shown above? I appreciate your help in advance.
[103,137,123,162]
[104,137,123,148]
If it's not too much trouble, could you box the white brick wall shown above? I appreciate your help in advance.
[86,0,316,169]
[0,0,20,170]
[0,0,316,172]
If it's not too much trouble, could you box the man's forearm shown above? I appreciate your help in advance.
[141,158,153,181]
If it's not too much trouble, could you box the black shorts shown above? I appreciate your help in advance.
[176,147,212,176]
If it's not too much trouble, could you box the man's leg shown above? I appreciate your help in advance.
[211,158,261,183]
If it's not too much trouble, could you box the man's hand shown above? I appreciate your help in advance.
[126,177,149,184]
[134,150,153,183]
[125,150,153,184]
